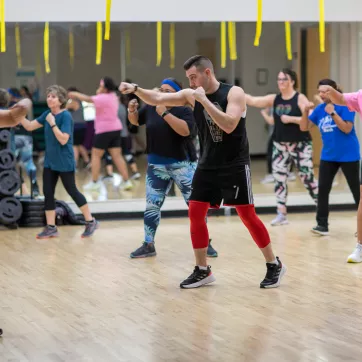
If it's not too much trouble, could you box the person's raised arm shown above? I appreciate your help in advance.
[320,85,346,106]
[20,118,43,132]
[0,98,33,128]
[68,91,93,103]
[119,82,193,107]
[300,102,315,131]
[195,86,245,134]
[245,93,276,109]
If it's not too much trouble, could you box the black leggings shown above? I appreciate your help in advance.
[43,168,87,210]
[317,160,360,227]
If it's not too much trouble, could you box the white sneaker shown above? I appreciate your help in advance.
[83,180,102,192]
[119,179,133,191]
[131,172,141,180]
[347,243,362,263]
[271,212,289,226]
[260,174,274,184]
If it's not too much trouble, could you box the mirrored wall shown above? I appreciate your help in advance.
[0,21,360,211]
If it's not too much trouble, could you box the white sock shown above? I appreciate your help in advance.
[198,265,208,270]
[269,259,278,265]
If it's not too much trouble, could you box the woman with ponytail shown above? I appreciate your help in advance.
[69,77,133,191]
[300,79,360,236]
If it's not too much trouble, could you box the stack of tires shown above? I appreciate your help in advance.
[0,129,23,227]
[18,197,46,227]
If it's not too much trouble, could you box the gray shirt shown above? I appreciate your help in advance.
[118,103,129,137]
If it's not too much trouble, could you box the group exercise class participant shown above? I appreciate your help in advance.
[20,85,98,239]
[300,79,359,236]
[68,77,133,191]
[246,69,318,226]
[127,77,217,259]
[120,55,286,289]
[322,85,362,263]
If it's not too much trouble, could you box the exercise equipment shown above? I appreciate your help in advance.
[0,170,21,196]
[0,149,16,170]
[0,197,23,224]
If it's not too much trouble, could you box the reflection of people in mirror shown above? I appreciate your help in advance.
[246,68,318,226]
[300,78,359,238]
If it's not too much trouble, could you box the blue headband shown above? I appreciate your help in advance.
[161,79,181,92]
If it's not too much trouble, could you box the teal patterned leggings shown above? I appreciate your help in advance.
[144,161,197,243]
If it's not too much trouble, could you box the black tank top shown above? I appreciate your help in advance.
[273,92,311,142]
[193,82,250,169]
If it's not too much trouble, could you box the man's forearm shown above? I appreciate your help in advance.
[200,98,237,134]
[128,111,139,126]
[135,88,162,106]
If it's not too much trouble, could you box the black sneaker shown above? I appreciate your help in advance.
[311,225,329,236]
[207,239,218,257]
[260,257,286,289]
[130,242,156,258]
[180,266,216,289]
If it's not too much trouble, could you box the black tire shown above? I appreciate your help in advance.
[19,198,45,213]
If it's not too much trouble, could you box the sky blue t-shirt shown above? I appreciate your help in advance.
[309,103,360,162]
[37,110,75,172]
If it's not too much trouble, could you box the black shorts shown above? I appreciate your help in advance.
[93,131,121,150]
[73,128,86,146]
[189,165,254,208]
[121,136,132,155]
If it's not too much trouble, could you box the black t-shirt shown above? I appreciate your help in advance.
[273,92,311,142]
[193,82,250,170]
[138,105,197,162]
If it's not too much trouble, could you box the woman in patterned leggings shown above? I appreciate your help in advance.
[246,69,318,225]
[127,78,217,258]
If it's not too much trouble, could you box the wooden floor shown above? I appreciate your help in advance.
[1,211,362,361]
[19,156,353,203]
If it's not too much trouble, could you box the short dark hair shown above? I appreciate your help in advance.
[183,55,214,72]
[318,78,342,93]
[102,76,118,92]
[281,68,298,89]
[67,86,79,92]
[0,88,10,108]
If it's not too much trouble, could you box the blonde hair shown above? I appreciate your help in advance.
[46,85,67,109]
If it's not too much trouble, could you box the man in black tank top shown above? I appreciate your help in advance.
[246,69,318,225]
[120,55,286,290]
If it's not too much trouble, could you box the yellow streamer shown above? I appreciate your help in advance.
[44,22,51,73]
[254,0,262,46]
[96,21,103,65]
[285,21,292,60]
[125,30,131,66]
[69,26,74,69]
[319,0,325,52]
[169,23,175,69]
[15,23,22,68]
[228,21,237,60]
[221,22,226,68]
[156,22,162,66]
[0,0,6,53]
[105,0,112,40]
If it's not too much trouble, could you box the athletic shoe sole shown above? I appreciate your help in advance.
[260,264,287,289]
[311,229,329,236]
[180,273,216,289]
[130,252,157,259]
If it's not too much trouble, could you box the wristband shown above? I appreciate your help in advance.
[51,124,57,129]
[161,110,170,118]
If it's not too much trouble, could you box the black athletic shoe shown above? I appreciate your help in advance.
[260,257,286,288]
[207,239,218,257]
[180,266,216,289]
[311,225,329,236]
[130,242,156,258]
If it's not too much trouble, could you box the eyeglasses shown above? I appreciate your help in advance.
[277,78,289,82]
